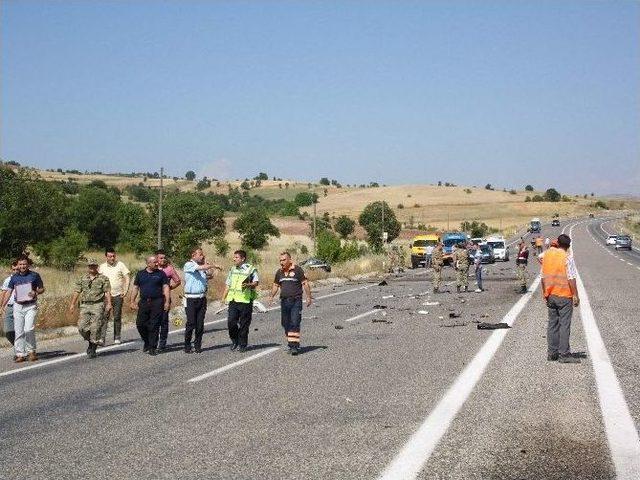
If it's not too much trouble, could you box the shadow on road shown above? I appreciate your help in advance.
[297,345,328,355]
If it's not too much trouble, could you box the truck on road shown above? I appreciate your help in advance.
[530,217,542,233]
[442,231,467,264]
[410,234,439,269]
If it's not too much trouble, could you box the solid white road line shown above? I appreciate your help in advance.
[0,341,137,379]
[187,347,281,383]
[378,275,542,480]
[344,309,379,323]
[571,223,640,479]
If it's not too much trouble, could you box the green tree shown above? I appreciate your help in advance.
[185,170,196,181]
[70,186,121,248]
[213,236,230,256]
[116,203,155,254]
[0,167,70,259]
[40,227,88,270]
[280,201,300,217]
[525,185,534,191]
[544,188,561,202]
[160,192,226,255]
[358,201,401,251]
[334,215,355,239]
[294,191,318,207]
[319,177,331,186]
[316,230,341,263]
[196,178,211,191]
[233,208,280,249]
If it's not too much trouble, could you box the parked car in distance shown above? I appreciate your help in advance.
[606,235,618,246]
[300,258,332,272]
[486,236,509,262]
[470,237,484,246]
[615,235,632,251]
[475,244,495,264]
[551,219,560,227]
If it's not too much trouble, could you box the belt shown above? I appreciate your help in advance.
[184,293,207,299]
[81,299,104,304]
[140,296,163,302]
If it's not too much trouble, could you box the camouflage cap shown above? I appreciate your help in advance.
[86,257,99,266]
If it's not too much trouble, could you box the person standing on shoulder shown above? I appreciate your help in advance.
[183,247,219,354]
[541,234,580,363]
[516,241,530,293]
[98,248,130,344]
[221,250,259,352]
[453,242,470,293]
[69,258,112,359]
[0,255,45,363]
[1,262,18,345]
[156,249,182,351]
[269,252,312,355]
[129,256,170,356]
[431,242,444,293]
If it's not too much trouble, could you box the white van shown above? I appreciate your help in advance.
[486,236,509,261]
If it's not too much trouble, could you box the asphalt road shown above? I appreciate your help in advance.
[1,218,639,479]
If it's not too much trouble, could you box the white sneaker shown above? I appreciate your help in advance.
[114,339,122,345]
[475,289,483,293]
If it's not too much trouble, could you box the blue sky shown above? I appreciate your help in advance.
[2,1,639,194]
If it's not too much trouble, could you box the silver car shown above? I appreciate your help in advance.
[615,235,632,251]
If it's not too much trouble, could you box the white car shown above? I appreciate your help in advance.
[606,235,618,246]
[486,236,509,261]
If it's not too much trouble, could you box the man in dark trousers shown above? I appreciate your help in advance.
[516,241,530,293]
[269,251,312,355]
[221,250,258,352]
[129,255,170,356]
[182,247,218,354]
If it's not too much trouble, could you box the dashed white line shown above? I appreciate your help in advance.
[187,347,281,383]
[344,309,380,323]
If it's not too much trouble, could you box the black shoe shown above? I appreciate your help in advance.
[86,344,92,355]
[290,346,300,356]
[143,345,149,353]
[88,343,97,359]
[433,288,439,294]
[456,286,461,293]
[547,352,559,361]
[194,347,202,354]
[230,343,238,351]
[158,343,167,352]
[558,354,580,364]
[148,348,157,356]
[238,345,248,353]
[520,286,528,294]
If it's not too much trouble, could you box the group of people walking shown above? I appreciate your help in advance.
[1,247,313,362]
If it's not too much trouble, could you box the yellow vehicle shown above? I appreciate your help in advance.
[410,234,440,268]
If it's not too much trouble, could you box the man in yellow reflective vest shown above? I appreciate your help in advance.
[222,250,259,352]
[541,234,580,363]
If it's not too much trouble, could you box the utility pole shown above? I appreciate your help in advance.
[157,167,164,249]
[313,201,317,253]
[381,201,385,246]
[447,210,450,231]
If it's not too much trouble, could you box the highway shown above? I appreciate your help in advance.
[1,217,639,479]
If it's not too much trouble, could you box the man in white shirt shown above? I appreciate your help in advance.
[98,248,130,344]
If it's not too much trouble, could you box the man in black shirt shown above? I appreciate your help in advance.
[130,255,170,355]
[269,251,312,355]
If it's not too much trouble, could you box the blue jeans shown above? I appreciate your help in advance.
[475,266,483,291]
[280,297,302,348]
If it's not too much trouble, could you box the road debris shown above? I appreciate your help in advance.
[334,325,344,330]
[477,322,511,330]
[378,280,388,286]
[373,304,388,309]
[422,301,440,306]
[449,312,461,318]
[254,301,268,313]
[440,321,467,328]
[382,294,395,299]
[417,310,429,315]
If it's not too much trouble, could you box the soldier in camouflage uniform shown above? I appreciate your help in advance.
[515,241,530,293]
[431,242,444,293]
[69,258,112,359]
[453,242,470,293]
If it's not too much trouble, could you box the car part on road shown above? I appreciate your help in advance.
[476,322,510,329]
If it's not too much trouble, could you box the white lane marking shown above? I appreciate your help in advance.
[378,275,542,480]
[187,347,280,383]
[0,341,137,379]
[571,223,640,478]
[0,284,372,378]
[344,309,379,323]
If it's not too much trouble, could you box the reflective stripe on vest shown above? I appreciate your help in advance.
[542,248,572,298]
[226,264,256,303]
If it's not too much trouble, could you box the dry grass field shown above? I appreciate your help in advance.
[301,184,597,234]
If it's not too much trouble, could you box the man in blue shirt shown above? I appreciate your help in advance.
[129,255,170,356]
[182,247,219,353]
[0,255,45,362]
